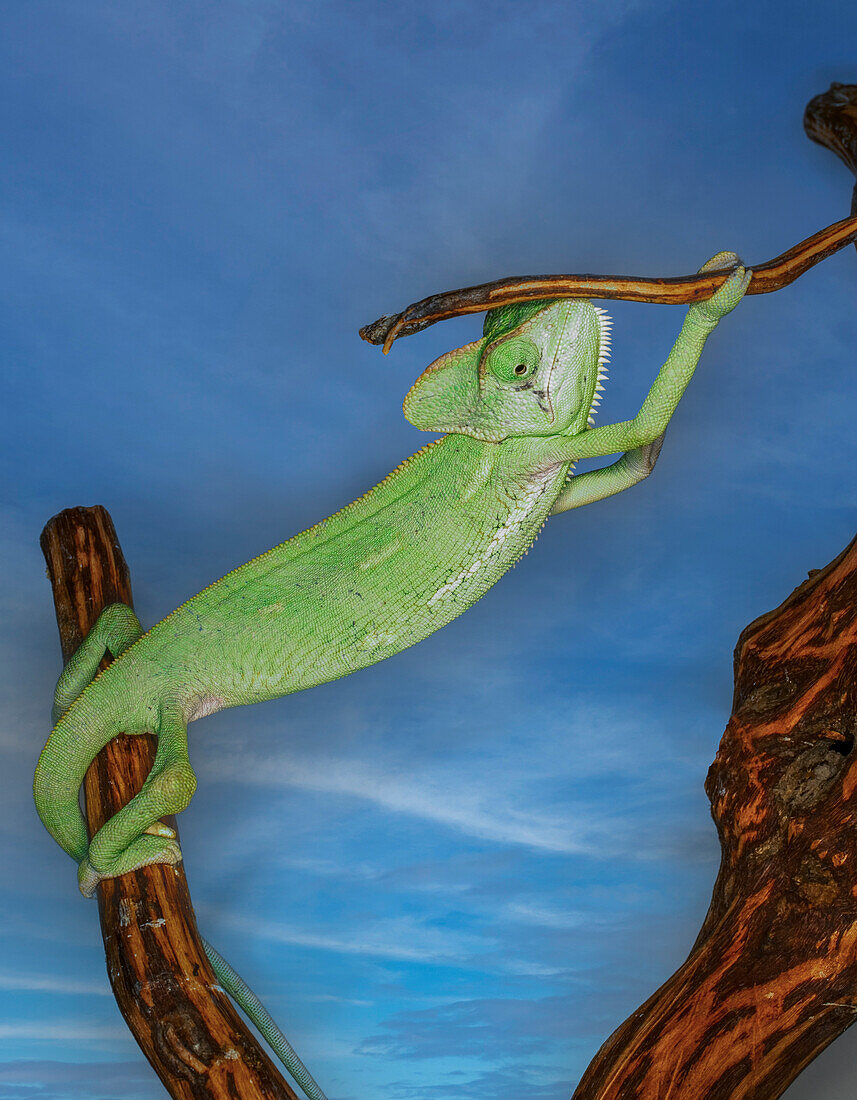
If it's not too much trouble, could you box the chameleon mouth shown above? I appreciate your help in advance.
[587,307,611,427]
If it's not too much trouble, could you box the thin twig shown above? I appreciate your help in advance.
[360,212,857,351]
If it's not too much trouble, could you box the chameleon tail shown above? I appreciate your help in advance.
[201,937,329,1100]
[34,701,112,863]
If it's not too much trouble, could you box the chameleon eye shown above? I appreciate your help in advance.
[486,338,539,384]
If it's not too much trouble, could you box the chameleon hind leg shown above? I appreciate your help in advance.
[79,703,196,897]
[52,603,144,723]
[51,601,177,849]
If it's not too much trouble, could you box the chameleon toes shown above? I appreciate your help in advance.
[694,261,751,323]
[698,250,741,273]
[78,835,184,898]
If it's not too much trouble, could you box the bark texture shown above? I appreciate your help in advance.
[572,536,857,1098]
[805,82,857,219]
[359,214,857,350]
[41,506,296,1100]
[569,77,857,1100]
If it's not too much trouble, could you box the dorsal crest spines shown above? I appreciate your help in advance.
[589,306,612,427]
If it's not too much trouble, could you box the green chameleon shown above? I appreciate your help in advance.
[34,253,750,1098]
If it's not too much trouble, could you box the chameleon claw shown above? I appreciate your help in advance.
[144,821,177,839]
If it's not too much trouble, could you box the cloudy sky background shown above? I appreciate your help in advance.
[3,2,857,1098]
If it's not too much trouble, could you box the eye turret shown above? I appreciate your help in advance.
[485,337,539,384]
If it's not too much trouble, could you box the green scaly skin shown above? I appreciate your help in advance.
[33,253,749,1097]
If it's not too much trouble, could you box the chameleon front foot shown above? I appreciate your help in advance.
[693,252,751,322]
[78,835,184,898]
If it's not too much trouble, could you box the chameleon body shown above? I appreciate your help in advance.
[33,254,749,1097]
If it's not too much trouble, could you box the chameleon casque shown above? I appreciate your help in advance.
[34,253,750,1098]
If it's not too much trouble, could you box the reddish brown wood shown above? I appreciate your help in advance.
[40,506,296,1100]
[572,536,857,1098]
[805,82,857,220]
[358,213,857,351]
[570,82,857,1100]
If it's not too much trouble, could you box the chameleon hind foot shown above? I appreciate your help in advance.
[52,603,143,723]
[78,834,183,897]
[80,704,196,895]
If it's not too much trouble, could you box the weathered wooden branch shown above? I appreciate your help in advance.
[805,82,857,220]
[570,81,857,1100]
[41,506,296,1100]
[39,81,857,1100]
[572,535,857,1099]
[362,85,857,351]
[360,213,857,351]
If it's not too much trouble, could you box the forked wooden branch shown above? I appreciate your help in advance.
[570,81,857,1100]
[41,507,296,1100]
[39,81,857,1100]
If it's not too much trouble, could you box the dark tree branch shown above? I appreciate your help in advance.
[360,213,857,351]
[572,536,857,1098]
[569,80,857,1100]
[41,506,296,1100]
[805,82,857,219]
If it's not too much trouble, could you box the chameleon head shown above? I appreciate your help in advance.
[403,299,611,442]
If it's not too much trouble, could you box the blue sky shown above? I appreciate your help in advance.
[2,2,857,1098]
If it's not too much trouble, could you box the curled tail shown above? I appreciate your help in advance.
[36,712,328,1098]
[35,603,326,1096]
[202,938,329,1100]
[33,697,113,862]
[35,602,148,863]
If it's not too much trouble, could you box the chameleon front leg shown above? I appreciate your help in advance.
[548,254,750,465]
[550,432,665,514]
[79,702,195,897]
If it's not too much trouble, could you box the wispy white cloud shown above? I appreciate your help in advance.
[501,901,589,931]
[0,1020,127,1042]
[204,903,596,981]
[210,910,487,965]
[205,747,593,854]
[0,971,110,996]
[383,1063,571,1100]
[304,992,374,1007]
[0,1059,161,1100]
